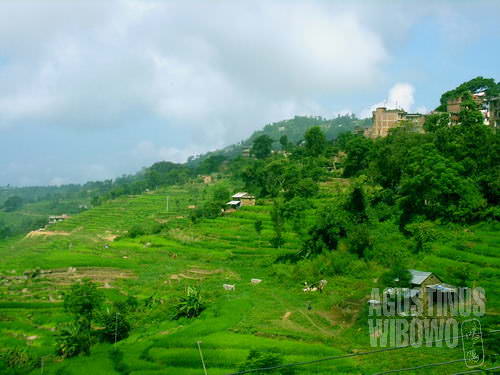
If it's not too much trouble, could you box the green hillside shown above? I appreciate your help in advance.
[1,77,499,375]
[0,180,498,374]
[189,115,370,165]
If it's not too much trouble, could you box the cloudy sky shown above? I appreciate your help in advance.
[1,0,499,186]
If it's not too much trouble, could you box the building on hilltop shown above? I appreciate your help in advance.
[364,107,426,138]
[446,91,499,129]
[490,96,500,129]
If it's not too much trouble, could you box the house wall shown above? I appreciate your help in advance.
[240,197,255,206]
[418,274,442,311]
[364,107,426,138]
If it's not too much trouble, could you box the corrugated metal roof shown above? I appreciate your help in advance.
[409,269,432,285]
[226,200,241,205]
[232,192,250,198]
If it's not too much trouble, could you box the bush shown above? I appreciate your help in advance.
[173,286,205,319]
[127,225,146,238]
[109,348,130,375]
[347,224,372,258]
[405,221,438,253]
[55,322,90,358]
[99,309,131,343]
[238,349,295,375]
[0,347,37,373]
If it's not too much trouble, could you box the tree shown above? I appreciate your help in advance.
[64,279,103,325]
[0,221,11,239]
[284,177,319,200]
[2,196,23,212]
[61,279,104,356]
[254,220,263,236]
[198,154,226,174]
[279,134,289,151]
[399,144,486,225]
[304,126,326,157]
[342,136,373,177]
[270,199,285,248]
[99,309,131,343]
[347,224,372,258]
[380,263,411,288]
[251,135,274,159]
[345,185,368,223]
[55,322,90,358]
[301,204,348,258]
[405,221,437,253]
[436,76,498,111]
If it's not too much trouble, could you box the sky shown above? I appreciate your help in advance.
[0,0,499,186]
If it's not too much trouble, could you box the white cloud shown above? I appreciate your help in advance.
[360,82,418,118]
[0,0,498,185]
[0,0,388,142]
[132,141,200,165]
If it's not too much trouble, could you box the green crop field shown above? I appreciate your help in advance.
[0,180,498,375]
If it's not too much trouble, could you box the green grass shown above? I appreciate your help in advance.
[0,182,498,374]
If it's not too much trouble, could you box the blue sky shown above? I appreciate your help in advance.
[0,0,499,186]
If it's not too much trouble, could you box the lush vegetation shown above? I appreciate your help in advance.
[0,77,498,374]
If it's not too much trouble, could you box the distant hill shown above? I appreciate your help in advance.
[188,114,370,166]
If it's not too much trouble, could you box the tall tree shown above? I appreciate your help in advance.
[251,135,274,159]
[279,134,289,151]
[304,126,326,157]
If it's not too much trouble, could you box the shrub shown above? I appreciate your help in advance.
[55,322,90,358]
[127,225,146,238]
[0,347,37,373]
[173,286,205,320]
[347,224,372,258]
[238,349,295,375]
[99,309,131,343]
[109,348,130,375]
[405,221,438,253]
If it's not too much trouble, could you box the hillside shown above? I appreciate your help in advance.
[1,77,499,375]
[188,115,370,165]
[0,179,499,374]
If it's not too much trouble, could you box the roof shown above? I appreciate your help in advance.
[226,200,241,206]
[426,283,457,293]
[409,270,433,285]
[232,192,254,199]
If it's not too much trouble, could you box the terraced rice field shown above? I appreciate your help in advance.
[0,183,498,374]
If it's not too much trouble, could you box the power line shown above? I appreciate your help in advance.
[225,329,500,375]
[452,366,500,375]
[372,358,465,375]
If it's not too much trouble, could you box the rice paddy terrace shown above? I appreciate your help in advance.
[0,182,498,374]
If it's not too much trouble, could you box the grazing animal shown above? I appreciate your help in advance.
[251,278,262,284]
[223,284,235,291]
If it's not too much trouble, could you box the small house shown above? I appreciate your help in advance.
[200,175,212,184]
[231,192,255,206]
[226,200,241,209]
[48,214,70,225]
[226,192,256,210]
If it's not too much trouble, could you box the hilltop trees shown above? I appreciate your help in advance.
[436,76,499,112]
[399,144,486,226]
[2,196,23,212]
[251,135,274,159]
